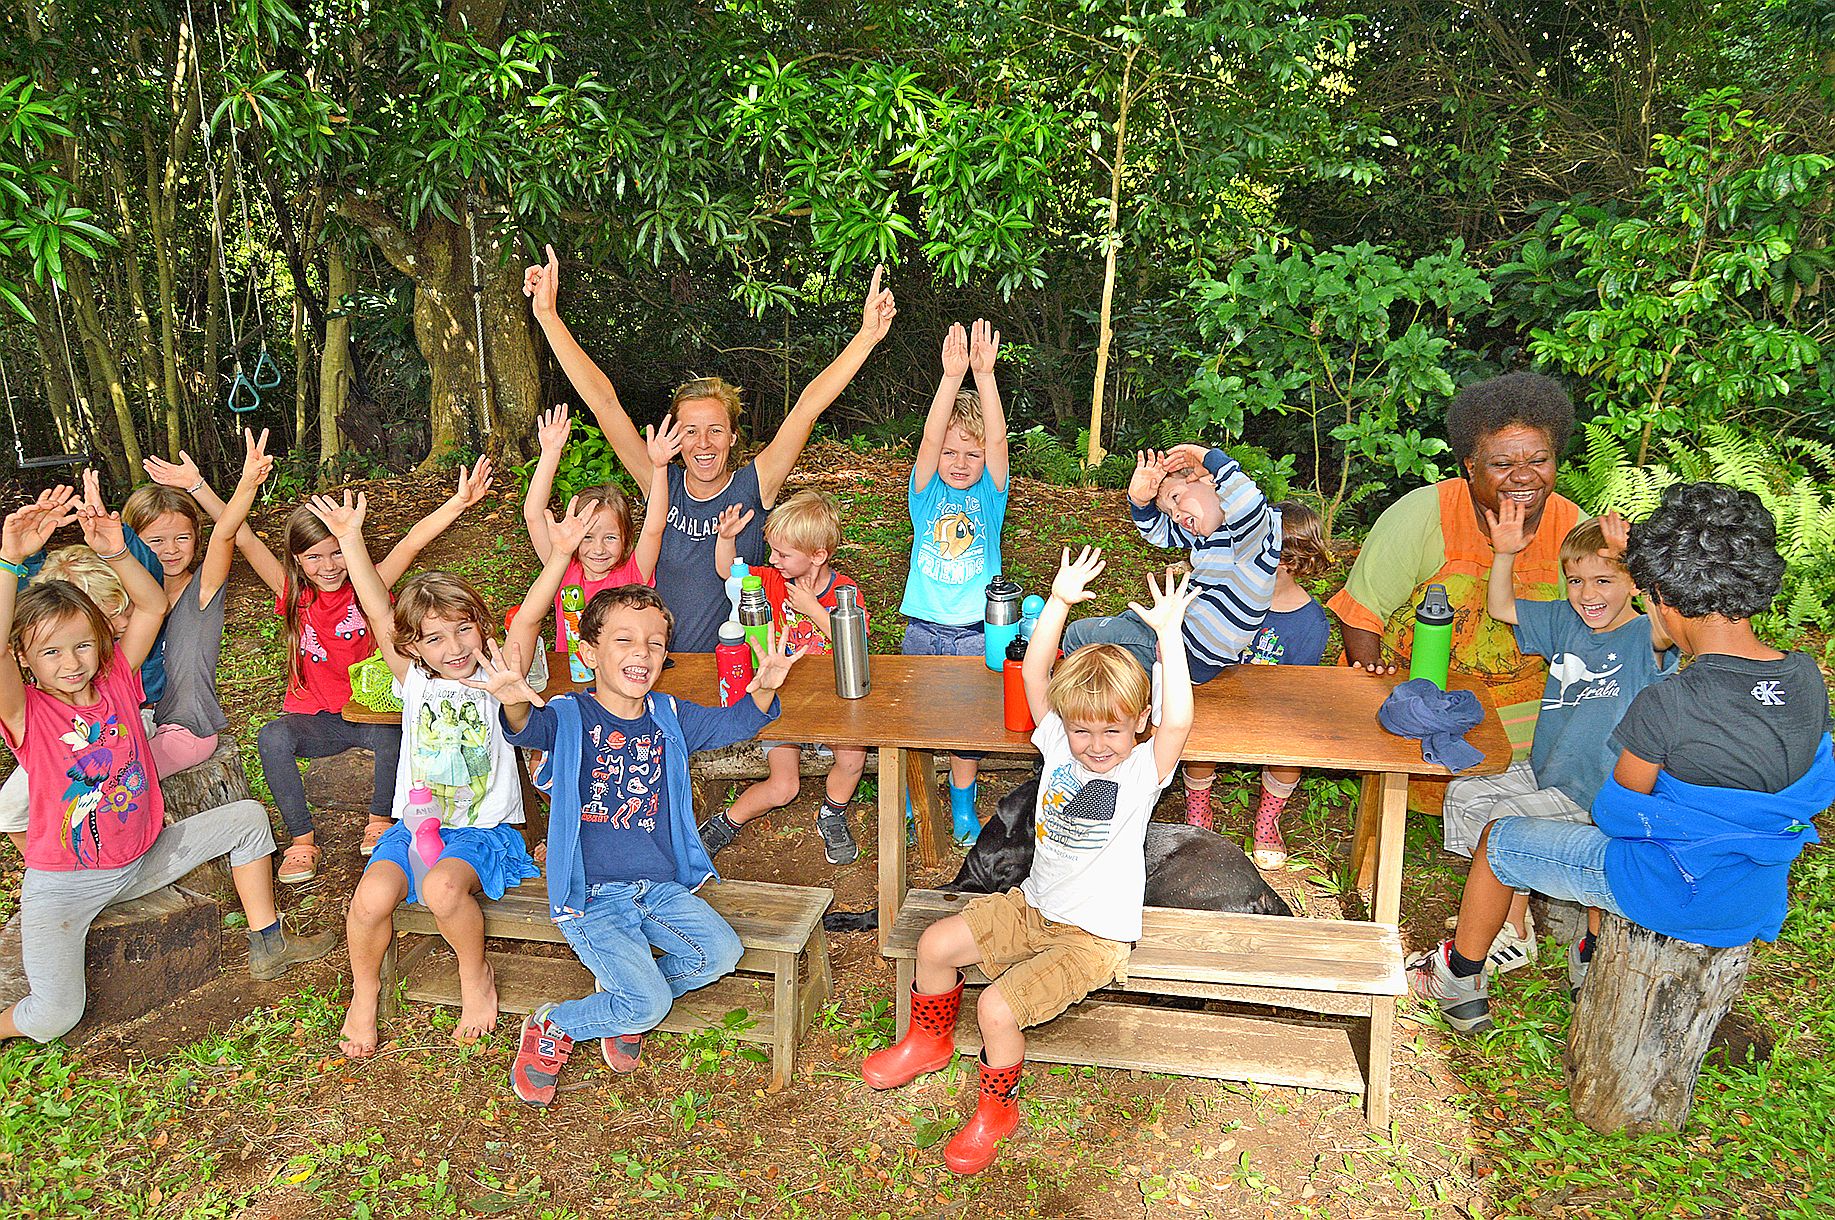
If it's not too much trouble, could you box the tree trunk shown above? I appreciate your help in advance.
[1564,913,1753,1134]
[318,244,352,467]
[1085,49,1138,470]
[63,262,138,483]
[107,152,171,458]
[292,294,309,449]
[26,291,82,453]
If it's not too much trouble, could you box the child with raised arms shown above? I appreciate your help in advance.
[321,489,602,1057]
[0,481,333,1044]
[864,547,1197,1175]
[698,489,871,865]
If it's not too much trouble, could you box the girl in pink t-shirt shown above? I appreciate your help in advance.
[522,406,676,656]
[0,480,332,1044]
[241,457,497,885]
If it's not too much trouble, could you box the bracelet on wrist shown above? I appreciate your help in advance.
[95,545,129,562]
[186,480,205,494]
[0,556,27,578]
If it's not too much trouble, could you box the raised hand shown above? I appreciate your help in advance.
[238,427,274,486]
[1127,569,1199,634]
[940,322,969,378]
[968,318,1000,375]
[1482,496,1532,556]
[1128,450,1170,507]
[748,621,808,696]
[143,449,203,490]
[1,486,78,561]
[546,495,596,558]
[1163,443,1210,474]
[1598,509,1630,557]
[536,404,571,455]
[859,263,896,344]
[449,455,495,512]
[645,414,683,470]
[74,469,125,556]
[306,491,367,540]
[522,244,560,320]
[714,504,755,541]
[1050,546,1107,606]
[460,638,545,707]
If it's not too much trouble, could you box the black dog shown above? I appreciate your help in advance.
[824,777,1292,932]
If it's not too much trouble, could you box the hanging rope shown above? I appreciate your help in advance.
[186,0,260,413]
[48,280,90,428]
[463,193,494,437]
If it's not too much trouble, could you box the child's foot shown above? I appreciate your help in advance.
[601,1032,644,1074]
[1405,939,1493,1034]
[816,806,859,865]
[698,812,740,857]
[511,1002,574,1106]
[1486,915,1537,978]
[454,961,500,1045]
[949,782,981,844]
[247,918,338,981]
[1183,785,1214,831]
[276,841,322,885]
[1567,933,1595,998]
[1251,798,1285,869]
[338,993,381,1059]
[360,821,390,858]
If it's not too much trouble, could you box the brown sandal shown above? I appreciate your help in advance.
[277,841,322,885]
[359,821,390,858]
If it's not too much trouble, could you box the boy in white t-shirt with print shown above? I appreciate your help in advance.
[863,546,1197,1177]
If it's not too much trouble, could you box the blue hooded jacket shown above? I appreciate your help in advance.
[1594,734,1835,947]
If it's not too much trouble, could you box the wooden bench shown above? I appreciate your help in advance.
[884,889,1408,1124]
[380,877,833,1092]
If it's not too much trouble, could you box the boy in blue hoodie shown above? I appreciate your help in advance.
[476,586,805,1105]
[1411,482,1835,1034]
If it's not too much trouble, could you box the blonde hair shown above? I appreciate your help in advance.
[671,375,745,428]
[764,490,841,557]
[34,546,130,619]
[10,581,117,682]
[122,486,205,575]
[948,390,985,442]
[1275,500,1333,583]
[1046,644,1150,724]
[1559,519,1628,575]
[392,572,493,672]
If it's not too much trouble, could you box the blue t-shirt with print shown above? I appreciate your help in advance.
[1241,598,1329,667]
[900,466,1009,626]
[1515,598,1678,810]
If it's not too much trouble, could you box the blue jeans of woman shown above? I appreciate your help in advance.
[547,879,744,1040]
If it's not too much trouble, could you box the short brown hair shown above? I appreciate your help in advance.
[671,375,745,428]
[1275,500,1332,583]
[10,580,117,681]
[1047,644,1150,724]
[34,546,130,618]
[765,490,842,557]
[122,486,205,573]
[580,584,675,648]
[948,390,985,442]
[392,572,492,671]
[1559,519,1628,576]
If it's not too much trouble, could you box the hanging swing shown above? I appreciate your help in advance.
[2,346,86,473]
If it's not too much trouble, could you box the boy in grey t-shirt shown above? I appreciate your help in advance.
[1443,510,1676,974]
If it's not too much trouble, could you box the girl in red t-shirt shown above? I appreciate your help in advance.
[241,458,497,884]
[0,481,333,1044]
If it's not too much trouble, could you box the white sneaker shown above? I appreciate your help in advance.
[1485,912,1537,978]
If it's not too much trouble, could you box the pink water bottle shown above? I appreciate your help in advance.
[715,620,754,707]
[403,783,444,900]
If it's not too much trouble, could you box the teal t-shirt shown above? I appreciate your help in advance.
[899,466,1009,626]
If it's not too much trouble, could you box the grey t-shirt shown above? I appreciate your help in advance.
[154,576,230,737]
[1515,599,1677,810]
[1612,651,1832,793]
[655,462,768,653]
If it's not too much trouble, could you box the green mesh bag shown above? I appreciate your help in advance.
[348,653,402,712]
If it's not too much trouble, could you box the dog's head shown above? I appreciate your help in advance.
[947,777,1039,894]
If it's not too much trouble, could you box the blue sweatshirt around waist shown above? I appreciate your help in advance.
[1594,734,1835,947]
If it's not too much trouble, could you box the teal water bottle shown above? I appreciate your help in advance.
[1408,583,1455,689]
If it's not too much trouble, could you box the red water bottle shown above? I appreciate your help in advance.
[1002,637,1033,733]
[716,620,754,707]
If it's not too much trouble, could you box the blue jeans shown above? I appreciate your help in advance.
[902,619,986,762]
[1485,817,1626,916]
[1063,610,1158,674]
[547,879,744,1040]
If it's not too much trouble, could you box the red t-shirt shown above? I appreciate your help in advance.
[277,582,377,714]
[553,554,653,653]
[3,646,163,871]
[752,567,867,657]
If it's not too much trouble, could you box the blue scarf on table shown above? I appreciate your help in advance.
[1594,735,1835,947]
[1376,677,1485,774]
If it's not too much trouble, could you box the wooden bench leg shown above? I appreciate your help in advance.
[1350,772,1382,893]
[1364,996,1395,1129]
[908,749,948,870]
[894,957,915,1039]
[1371,772,1408,927]
[770,949,800,1093]
[877,745,907,952]
[378,930,401,1020]
[804,925,833,1016]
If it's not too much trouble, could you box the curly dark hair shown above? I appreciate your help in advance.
[1444,372,1576,465]
[1625,482,1784,621]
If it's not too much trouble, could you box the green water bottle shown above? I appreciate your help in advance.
[738,575,773,667]
[1408,583,1455,689]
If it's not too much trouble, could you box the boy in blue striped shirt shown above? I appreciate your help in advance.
[1063,444,1280,819]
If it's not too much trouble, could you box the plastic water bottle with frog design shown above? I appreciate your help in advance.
[559,584,592,682]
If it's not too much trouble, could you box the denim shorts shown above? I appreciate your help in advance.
[1484,816,1626,916]
[902,619,986,760]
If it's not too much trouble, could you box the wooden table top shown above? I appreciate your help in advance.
[347,652,1510,778]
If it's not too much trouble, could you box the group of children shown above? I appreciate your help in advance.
[1,250,1828,1177]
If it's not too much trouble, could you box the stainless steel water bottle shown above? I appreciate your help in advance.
[831,584,871,699]
[983,577,1023,672]
[738,577,772,666]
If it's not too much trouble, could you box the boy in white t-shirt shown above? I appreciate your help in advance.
[862,546,1197,1176]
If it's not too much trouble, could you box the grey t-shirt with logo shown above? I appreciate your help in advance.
[1514,599,1678,810]
[654,462,768,653]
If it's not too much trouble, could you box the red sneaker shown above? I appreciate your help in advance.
[601,1033,645,1074]
[511,1003,574,1106]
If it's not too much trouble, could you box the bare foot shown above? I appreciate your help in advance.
[339,993,381,1059]
[453,960,499,1045]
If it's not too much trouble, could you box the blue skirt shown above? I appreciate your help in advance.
[366,821,539,907]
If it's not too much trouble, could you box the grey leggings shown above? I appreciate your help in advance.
[256,711,402,837]
[12,799,275,1042]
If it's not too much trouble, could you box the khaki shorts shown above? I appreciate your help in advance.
[959,888,1130,1029]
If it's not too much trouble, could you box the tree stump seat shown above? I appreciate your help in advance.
[159,734,254,900]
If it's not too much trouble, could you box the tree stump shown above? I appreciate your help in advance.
[1564,912,1753,1133]
[159,735,254,900]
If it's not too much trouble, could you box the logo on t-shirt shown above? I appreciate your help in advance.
[1037,766,1119,851]
[1752,681,1786,706]
[58,713,147,867]
[1544,652,1624,709]
[917,495,987,587]
[582,721,663,834]
[1244,625,1285,665]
